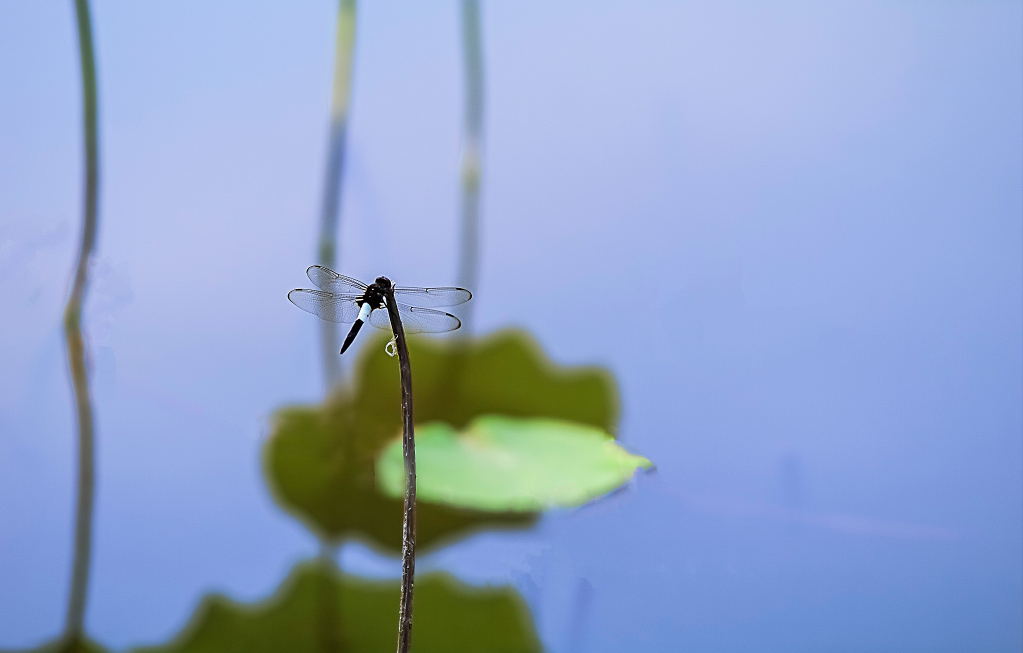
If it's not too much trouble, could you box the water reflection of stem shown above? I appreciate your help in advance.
[318,0,358,391]
[456,0,484,333]
[63,0,100,646]
[382,286,416,653]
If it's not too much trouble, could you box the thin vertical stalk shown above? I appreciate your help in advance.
[315,542,344,653]
[382,284,416,653]
[63,0,100,645]
[318,0,357,390]
[456,0,484,333]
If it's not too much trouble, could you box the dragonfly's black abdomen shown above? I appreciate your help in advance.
[340,319,364,355]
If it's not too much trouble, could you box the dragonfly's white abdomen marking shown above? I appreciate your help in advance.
[357,302,372,323]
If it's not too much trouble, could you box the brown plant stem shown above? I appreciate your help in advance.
[382,285,416,653]
[318,0,358,390]
[63,0,100,645]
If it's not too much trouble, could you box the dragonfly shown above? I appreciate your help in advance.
[289,265,472,354]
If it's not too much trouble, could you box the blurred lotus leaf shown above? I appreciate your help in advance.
[265,329,618,550]
[132,560,541,653]
[378,416,652,511]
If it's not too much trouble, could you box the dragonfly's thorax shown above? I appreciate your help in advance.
[360,278,392,311]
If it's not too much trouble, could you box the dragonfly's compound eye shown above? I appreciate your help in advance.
[375,276,392,288]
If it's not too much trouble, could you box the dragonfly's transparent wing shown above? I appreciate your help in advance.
[368,308,391,330]
[367,302,462,333]
[306,265,368,294]
[392,286,471,308]
[288,289,362,323]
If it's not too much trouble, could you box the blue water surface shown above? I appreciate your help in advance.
[1,2,1020,651]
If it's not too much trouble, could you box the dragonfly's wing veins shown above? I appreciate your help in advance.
[368,308,391,330]
[392,286,472,308]
[288,289,362,323]
[306,265,368,294]
[402,305,462,333]
[367,303,462,334]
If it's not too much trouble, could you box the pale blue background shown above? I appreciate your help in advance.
[1,2,1020,651]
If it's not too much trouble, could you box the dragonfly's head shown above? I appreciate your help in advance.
[374,276,392,289]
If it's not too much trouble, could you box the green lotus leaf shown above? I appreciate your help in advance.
[131,561,540,653]
[378,415,652,512]
[264,329,618,551]
[266,405,536,553]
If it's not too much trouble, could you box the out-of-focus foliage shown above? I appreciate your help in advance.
[132,560,541,653]
[378,416,652,511]
[9,637,109,653]
[267,404,536,552]
[264,329,619,551]
[248,329,636,650]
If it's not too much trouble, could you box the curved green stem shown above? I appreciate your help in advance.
[63,0,100,644]
[318,0,358,391]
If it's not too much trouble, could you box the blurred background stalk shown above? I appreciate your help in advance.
[315,547,344,653]
[456,0,484,333]
[317,0,357,391]
[62,0,100,646]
